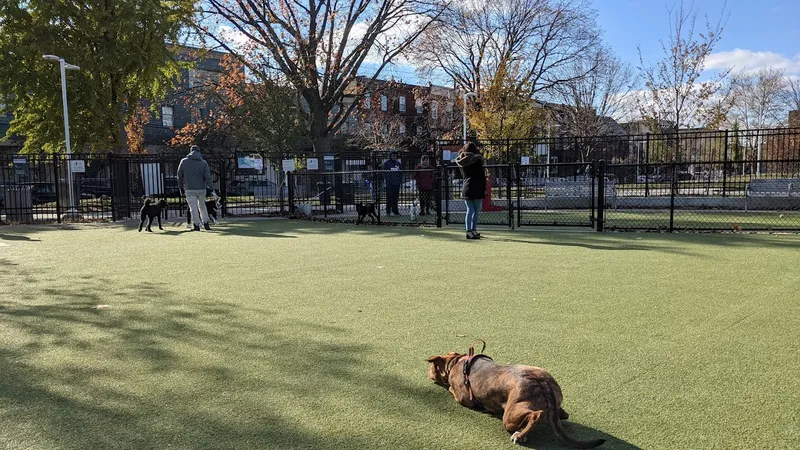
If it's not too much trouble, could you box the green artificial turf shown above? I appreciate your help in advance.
[1,220,799,449]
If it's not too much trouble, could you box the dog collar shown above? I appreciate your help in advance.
[461,340,493,410]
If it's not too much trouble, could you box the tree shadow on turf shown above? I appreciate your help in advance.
[0,232,40,241]
[0,273,490,449]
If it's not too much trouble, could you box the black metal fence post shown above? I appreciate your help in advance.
[669,161,676,233]
[645,133,650,197]
[219,158,228,218]
[108,153,116,221]
[53,153,62,223]
[507,163,513,228]
[435,158,443,228]
[516,162,522,228]
[590,159,597,228]
[287,171,295,212]
[596,159,605,232]
[722,129,729,197]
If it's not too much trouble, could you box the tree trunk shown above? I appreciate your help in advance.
[310,106,331,154]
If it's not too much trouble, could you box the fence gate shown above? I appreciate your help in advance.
[515,162,598,228]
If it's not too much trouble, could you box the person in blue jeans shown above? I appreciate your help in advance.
[455,142,486,239]
[383,151,402,215]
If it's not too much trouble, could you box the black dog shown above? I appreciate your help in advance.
[139,199,168,232]
[186,198,220,225]
[355,202,378,224]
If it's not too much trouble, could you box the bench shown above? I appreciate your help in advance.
[545,179,617,209]
[745,178,800,211]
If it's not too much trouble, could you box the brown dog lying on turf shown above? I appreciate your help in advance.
[427,343,604,448]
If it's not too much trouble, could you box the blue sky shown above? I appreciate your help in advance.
[600,0,800,74]
[375,0,800,85]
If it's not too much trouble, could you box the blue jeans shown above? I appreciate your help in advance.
[464,199,482,232]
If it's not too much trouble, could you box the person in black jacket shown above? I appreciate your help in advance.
[455,142,486,239]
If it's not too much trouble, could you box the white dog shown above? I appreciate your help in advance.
[409,200,420,221]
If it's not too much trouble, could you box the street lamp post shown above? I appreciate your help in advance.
[462,91,477,143]
[43,55,80,216]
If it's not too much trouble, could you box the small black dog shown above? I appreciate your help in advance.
[355,202,378,224]
[186,198,220,225]
[139,199,169,232]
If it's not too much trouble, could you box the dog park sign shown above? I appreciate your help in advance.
[237,154,263,171]
[12,157,27,177]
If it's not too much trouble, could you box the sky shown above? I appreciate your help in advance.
[599,0,800,76]
[374,0,800,86]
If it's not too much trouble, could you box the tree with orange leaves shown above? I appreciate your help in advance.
[169,54,306,154]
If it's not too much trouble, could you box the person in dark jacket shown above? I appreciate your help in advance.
[177,145,214,231]
[455,142,486,239]
[383,151,402,215]
[414,154,435,215]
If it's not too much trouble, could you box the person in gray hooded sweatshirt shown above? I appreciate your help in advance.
[177,145,214,231]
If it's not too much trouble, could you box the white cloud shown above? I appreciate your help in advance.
[705,49,800,75]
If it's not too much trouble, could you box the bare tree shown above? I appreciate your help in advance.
[781,76,800,114]
[553,48,635,137]
[350,114,407,151]
[414,0,601,98]
[202,0,447,153]
[727,68,787,129]
[550,49,636,161]
[637,0,729,134]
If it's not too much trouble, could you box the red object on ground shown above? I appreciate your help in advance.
[483,176,503,211]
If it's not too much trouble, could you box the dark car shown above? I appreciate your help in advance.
[80,178,112,198]
[31,182,57,205]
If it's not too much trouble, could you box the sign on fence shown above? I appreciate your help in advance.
[521,156,530,165]
[282,159,295,172]
[237,155,264,171]
[70,160,86,173]
[12,157,27,176]
[323,154,335,171]
[307,158,319,170]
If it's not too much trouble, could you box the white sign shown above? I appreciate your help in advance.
[442,150,451,161]
[238,155,263,170]
[70,160,86,173]
[282,159,295,172]
[521,156,530,165]
[307,158,319,170]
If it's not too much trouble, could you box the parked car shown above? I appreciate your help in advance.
[31,182,57,205]
[79,178,112,198]
[227,179,280,197]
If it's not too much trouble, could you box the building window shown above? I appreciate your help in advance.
[381,95,388,112]
[416,125,423,135]
[431,101,438,120]
[446,103,453,114]
[162,106,174,128]
[364,93,371,109]
[382,123,389,134]
[399,123,406,135]
[399,96,406,112]
[416,98,423,114]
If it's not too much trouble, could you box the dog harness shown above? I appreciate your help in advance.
[461,339,493,411]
